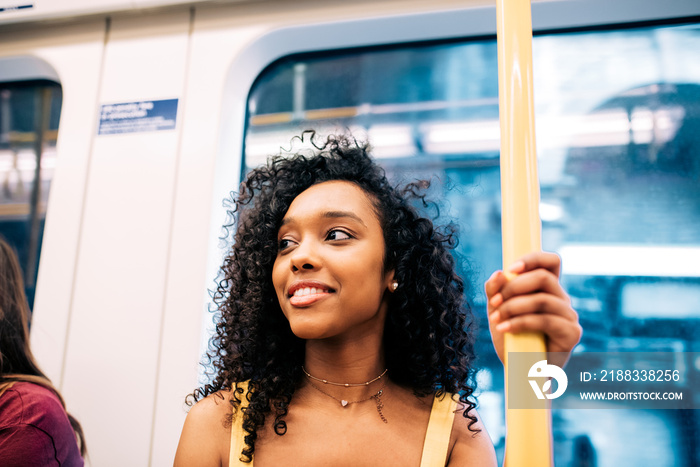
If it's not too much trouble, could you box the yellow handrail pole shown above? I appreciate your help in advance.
[496,0,552,466]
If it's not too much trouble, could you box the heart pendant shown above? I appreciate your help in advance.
[341,400,348,407]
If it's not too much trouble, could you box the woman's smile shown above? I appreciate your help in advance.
[288,280,335,307]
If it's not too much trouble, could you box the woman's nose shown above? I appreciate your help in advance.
[290,241,319,272]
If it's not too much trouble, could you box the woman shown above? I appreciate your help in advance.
[175,133,581,466]
[0,239,85,466]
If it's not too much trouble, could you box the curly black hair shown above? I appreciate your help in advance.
[189,132,478,462]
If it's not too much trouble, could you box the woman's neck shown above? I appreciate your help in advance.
[303,335,386,383]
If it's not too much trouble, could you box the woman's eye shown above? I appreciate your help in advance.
[278,239,293,250]
[326,230,352,241]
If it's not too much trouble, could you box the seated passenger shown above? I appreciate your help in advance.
[0,238,85,466]
[175,133,581,466]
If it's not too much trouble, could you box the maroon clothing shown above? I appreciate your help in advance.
[0,382,83,466]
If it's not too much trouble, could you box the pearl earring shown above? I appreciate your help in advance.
[391,281,399,292]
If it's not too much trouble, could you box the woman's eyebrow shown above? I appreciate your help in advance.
[322,210,366,226]
[280,211,367,227]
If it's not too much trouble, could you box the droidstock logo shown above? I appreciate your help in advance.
[528,360,568,399]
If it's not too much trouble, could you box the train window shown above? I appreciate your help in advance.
[0,80,62,309]
[242,20,700,467]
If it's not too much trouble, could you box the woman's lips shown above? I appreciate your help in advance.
[289,290,332,307]
[289,280,335,306]
[287,283,334,307]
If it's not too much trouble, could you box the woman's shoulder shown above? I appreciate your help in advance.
[182,389,237,436]
[0,381,83,466]
[0,381,66,426]
[3,380,60,402]
[174,389,235,467]
[447,398,498,466]
[190,389,236,417]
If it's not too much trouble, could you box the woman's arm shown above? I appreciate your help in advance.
[174,393,232,467]
[485,251,582,366]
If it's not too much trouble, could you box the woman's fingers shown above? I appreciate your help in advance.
[513,251,562,277]
[486,268,568,321]
[485,270,508,301]
[490,253,576,332]
[502,266,568,300]
[485,251,582,362]
[485,252,564,304]
[491,313,582,353]
[490,293,576,324]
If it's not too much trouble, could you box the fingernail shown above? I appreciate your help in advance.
[489,293,503,308]
[507,261,525,273]
[489,311,501,323]
[496,321,511,332]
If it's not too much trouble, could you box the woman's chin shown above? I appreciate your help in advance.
[288,321,333,340]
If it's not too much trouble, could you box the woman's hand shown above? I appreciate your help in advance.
[485,251,582,365]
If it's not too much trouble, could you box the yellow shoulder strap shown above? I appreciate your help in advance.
[229,381,252,467]
[419,393,458,467]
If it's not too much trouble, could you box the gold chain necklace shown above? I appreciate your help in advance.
[306,379,388,424]
[301,366,388,387]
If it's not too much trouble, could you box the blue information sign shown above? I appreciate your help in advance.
[98,99,178,135]
[0,2,34,12]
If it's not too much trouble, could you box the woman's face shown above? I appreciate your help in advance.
[272,180,395,341]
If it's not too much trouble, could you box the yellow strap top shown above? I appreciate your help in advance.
[229,382,251,467]
[229,383,458,467]
[419,393,459,467]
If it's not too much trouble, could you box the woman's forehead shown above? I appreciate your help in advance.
[284,180,376,218]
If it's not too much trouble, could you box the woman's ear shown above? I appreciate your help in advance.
[386,271,398,293]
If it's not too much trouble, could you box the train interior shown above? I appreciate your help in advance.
[0,0,698,465]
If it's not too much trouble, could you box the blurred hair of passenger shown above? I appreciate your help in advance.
[0,238,85,466]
